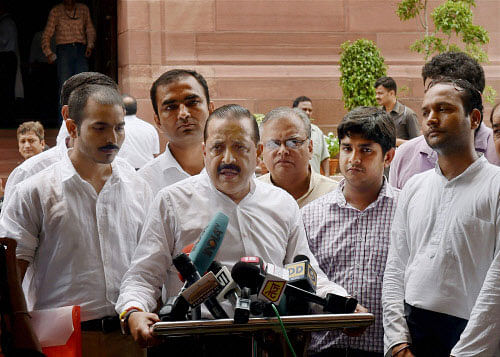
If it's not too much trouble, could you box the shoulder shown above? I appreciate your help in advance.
[256,173,272,184]
[12,147,62,179]
[139,152,166,175]
[394,135,425,156]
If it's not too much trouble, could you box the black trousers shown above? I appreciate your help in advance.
[404,302,468,357]
[309,347,383,357]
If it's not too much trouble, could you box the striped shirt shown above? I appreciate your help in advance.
[41,2,96,57]
[301,178,399,353]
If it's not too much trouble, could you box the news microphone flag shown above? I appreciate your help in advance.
[189,212,229,275]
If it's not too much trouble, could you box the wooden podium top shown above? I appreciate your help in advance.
[153,313,374,336]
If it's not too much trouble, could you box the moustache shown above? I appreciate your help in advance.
[99,144,120,151]
[217,164,241,174]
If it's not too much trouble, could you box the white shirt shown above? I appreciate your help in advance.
[2,144,66,209]
[56,121,69,147]
[116,170,347,314]
[382,156,500,356]
[117,114,160,169]
[309,124,330,173]
[0,150,153,321]
[138,144,190,196]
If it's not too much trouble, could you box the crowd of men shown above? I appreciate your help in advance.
[1,50,500,357]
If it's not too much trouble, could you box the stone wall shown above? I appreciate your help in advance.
[117,0,500,138]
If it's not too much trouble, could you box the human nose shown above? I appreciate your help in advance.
[349,148,361,164]
[178,104,190,120]
[222,146,235,163]
[424,109,439,127]
[276,141,289,155]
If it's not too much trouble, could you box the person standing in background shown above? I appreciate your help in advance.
[41,0,96,98]
[292,96,331,176]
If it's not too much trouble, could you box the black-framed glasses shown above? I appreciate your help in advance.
[264,138,308,150]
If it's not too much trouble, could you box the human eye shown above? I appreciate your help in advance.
[341,145,351,152]
[186,98,201,106]
[362,147,372,153]
[265,140,280,150]
[116,124,125,132]
[210,143,223,154]
[93,125,106,131]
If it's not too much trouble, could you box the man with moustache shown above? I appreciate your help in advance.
[138,69,214,196]
[0,84,152,356]
[258,107,337,208]
[383,78,500,356]
[116,104,353,355]
[490,103,500,159]
[3,71,120,209]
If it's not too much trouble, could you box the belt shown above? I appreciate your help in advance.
[58,42,85,47]
[81,316,120,333]
[311,347,383,357]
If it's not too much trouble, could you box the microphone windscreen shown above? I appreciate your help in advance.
[173,253,197,281]
[293,254,309,263]
[231,261,261,293]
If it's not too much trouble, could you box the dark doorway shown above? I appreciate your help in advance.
[1,0,117,129]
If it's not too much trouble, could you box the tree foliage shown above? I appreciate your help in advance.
[396,0,495,103]
[339,39,387,111]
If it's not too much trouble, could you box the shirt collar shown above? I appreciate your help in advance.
[202,169,256,204]
[434,154,487,183]
[389,101,404,115]
[60,149,124,185]
[161,144,189,175]
[332,176,394,210]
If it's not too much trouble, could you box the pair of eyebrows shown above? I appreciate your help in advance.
[162,94,201,107]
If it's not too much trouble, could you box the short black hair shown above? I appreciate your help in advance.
[68,84,124,128]
[60,72,117,106]
[261,107,311,139]
[338,106,396,154]
[150,69,210,116]
[374,76,397,94]
[292,96,312,108]
[122,94,137,115]
[425,77,483,119]
[491,103,500,125]
[422,52,485,93]
[204,104,259,145]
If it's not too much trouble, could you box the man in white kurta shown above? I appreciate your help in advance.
[382,79,500,357]
[117,104,349,351]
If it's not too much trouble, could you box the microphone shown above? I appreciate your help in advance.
[285,255,317,315]
[158,294,190,321]
[172,253,229,319]
[234,287,251,324]
[232,260,357,314]
[189,212,229,275]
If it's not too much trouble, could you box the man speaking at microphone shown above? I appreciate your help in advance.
[116,104,356,354]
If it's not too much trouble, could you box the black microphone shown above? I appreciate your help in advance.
[158,294,190,321]
[285,255,317,315]
[172,253,229,319]
[232,260,357,314]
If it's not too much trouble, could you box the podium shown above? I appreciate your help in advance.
[152,313,374,356]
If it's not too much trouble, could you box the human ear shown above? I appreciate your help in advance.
[384,147,396,168]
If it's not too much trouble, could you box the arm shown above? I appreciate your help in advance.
[405,112,421,140]
[320,158,330,176]
[382,189,412,355]
[83,5,96,57]
[450,206,500,356]
[41,7,57,61]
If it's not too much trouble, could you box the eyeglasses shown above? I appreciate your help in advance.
[264,138,308,150]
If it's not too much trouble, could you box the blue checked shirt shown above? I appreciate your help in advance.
[301,178,399,353]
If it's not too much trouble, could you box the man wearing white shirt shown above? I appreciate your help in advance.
[382,78,500,356]
[0,84,152,356]
[117,94,159,169]
[2,71,120,210]
[117,104,355,354]
[138,69,214,196]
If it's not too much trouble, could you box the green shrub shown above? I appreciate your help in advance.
[325,132,340,159]
[339,39,387,111]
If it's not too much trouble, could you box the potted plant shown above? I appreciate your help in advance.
[325,132,340,174]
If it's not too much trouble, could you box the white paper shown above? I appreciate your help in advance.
[30,306,75,347]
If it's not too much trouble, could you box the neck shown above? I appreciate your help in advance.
[385,99,396,113]
[272,169,310,200]
[169,142,204,176]
[69,148,112,194]
[64,2,75,10]
[436,145,478,180]
[343,178,383,211]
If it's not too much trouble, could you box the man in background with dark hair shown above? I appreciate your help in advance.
[0,84,152,356]
[117,94,159,170]
[383,78,500,357]
[138,69,214,196]
[292,96,331,175]
[303,106,398,357]
[259,107,337,208]
[491,102,500,159]
[375,76,420,147]
[389,51,500,189]
[17,121,46,161]
[116,104,351,354]
[2,71,121,210]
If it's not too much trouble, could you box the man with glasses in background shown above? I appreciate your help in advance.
[258,107,337,208]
